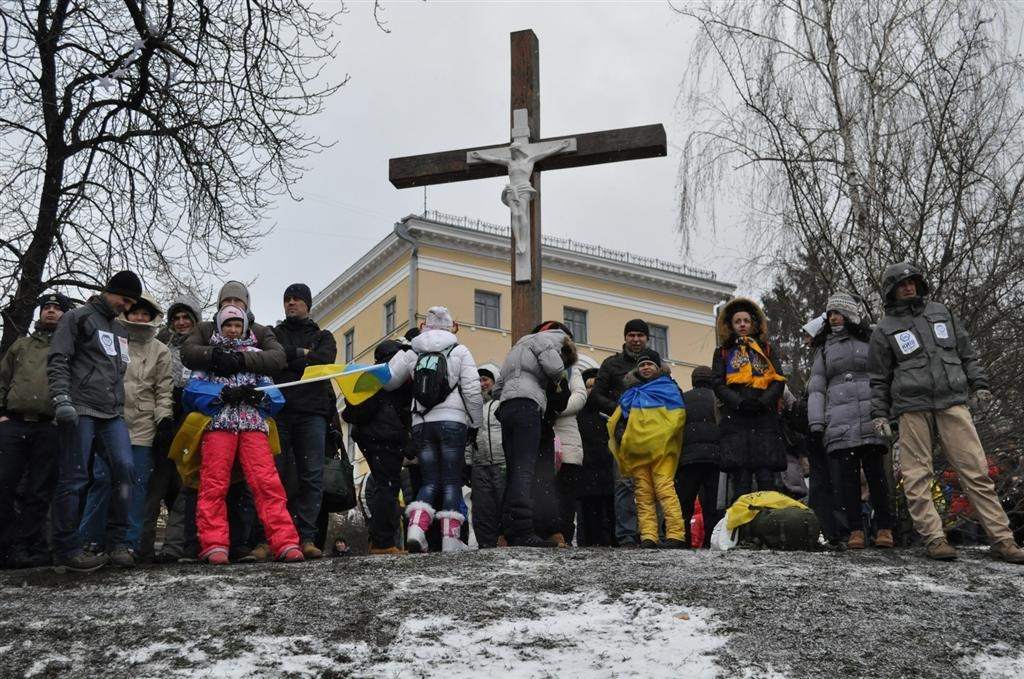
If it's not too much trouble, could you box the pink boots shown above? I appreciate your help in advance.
[437,511,470,552]
[405,501,435,553]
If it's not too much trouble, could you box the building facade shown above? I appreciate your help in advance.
[312,211,735,384]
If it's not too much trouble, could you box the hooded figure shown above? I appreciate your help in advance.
[158,295,202,389]
[711,297,787,501]
[676,365,722,548]
[868,263,1024,563]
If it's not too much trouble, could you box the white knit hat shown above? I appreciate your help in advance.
[425,306,454,330]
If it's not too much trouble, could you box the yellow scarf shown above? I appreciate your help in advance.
[724,338,786,390]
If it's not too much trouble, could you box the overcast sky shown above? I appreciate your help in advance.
[230,1,746,324]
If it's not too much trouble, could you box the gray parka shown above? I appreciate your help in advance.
[493,329,572,411]
[47,295,129,418]
[868,263,987,420]
[808,325,886,453]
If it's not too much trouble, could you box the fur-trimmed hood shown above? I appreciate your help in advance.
[622,363,672,389]
[716,297,770,348]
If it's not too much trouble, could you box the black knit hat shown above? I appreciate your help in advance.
[691,365,714,387]
[478,367,496,382]
[581,368,600,382]
[624,318,650,337]
[284,283,313,311]
[105,271,142,300]
[38,292,73,313]
[635,348,661,368]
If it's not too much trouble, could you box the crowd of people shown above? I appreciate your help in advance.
[1,260,1022,573]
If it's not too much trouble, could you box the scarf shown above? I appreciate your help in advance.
[724,337,786,390]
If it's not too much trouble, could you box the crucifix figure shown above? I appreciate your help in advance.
[389,30,666,340]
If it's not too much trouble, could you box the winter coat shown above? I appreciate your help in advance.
[181,319,286,377]
[0,324,56,419]
[807,324,886,454]
[577,405,614,497]
[712,297,786,472]
[680,385,720,468]
[119,311,174,446]
[386,329,484,428]
[469,395,504,466]
[588,344,663,416]
[552,367,588,466]
[494,329,574,412]
[157,295,202,389]
[868,263,987,419]
[47,295,129,419]
[273,316,338,418]
[342,382,412,451]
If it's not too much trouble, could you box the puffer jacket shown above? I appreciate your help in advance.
[119,312,174,446]
[0,323,56,419]
[680,383,720,467]
[47,295,129,418]
[494,329,572,411]
[808,323,886,454]
[181,319,286,377]
[552,367,588,466]
[386,329,483,427]
[470,395,504,466]
[868,263,987,419]
[587,344,662,416]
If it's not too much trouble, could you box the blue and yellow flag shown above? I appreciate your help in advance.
[607,375,686,475]
[301,363,392,406]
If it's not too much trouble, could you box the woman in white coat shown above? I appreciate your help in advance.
[551,365,587,545]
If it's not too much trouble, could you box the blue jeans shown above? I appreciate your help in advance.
[277,414,327,542]
[79,444,152,550]
[613,465,638,546]
[52,416,133,559]
[412,421,466,512]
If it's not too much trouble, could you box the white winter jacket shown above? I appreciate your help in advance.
[386,329,484,428]
[553,367,588,466]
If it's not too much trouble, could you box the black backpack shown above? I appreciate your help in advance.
[412,345,458,414]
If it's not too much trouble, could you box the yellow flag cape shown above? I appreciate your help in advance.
[168,412,281,489]
[725,491,808,531]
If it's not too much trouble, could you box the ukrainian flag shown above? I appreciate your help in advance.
[607,375,686,475]
[301,363,392,406]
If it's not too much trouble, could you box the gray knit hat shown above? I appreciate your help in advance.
[826,292,862,325]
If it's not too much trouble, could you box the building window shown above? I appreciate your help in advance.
[563,307,588,344]
[344,329,354,363]
[474,290,501,329]
[384,298,396,334]
[649,324,669,359]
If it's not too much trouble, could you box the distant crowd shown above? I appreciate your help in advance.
[1,261,1022,573]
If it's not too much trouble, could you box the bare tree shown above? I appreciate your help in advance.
[0,0,347,351]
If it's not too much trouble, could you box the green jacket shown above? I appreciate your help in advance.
[868,295,987,420]
[0,326,56,419]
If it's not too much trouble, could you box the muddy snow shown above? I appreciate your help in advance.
[0,547,1022,678]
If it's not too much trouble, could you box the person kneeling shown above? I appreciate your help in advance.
[183,306,302,565]
[610,352,687,549]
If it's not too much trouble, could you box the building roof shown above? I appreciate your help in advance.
[313,211,735,323]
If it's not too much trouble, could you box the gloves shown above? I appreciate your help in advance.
[872,417,893,440]
[219,385,246,405]
[210,348,245,377]
[738,399,762,415]
[974,389,994,410]
[156,417,176,441]
[237,384,264,408]
[53,395,78,427]
[468,427,479,448]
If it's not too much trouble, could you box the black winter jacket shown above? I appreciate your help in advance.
[576,404,614,497]
[342,383,412,450]
[680,386,720,467]
[711,344,786,472]
[273,316,338,418]
[47,296,129,418]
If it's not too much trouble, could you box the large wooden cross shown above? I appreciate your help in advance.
[389,29,666,341]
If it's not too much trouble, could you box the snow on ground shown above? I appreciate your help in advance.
[0,547,1021,678]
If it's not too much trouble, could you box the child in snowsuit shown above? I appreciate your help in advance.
[182,306,302,564]
[610,350,687,549]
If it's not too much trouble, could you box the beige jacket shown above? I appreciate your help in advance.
[119,296,173,446]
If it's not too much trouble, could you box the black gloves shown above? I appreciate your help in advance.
[156,417,177,441]
[210,348,246,377]
[220,384,263,407]
[738,398,763,415]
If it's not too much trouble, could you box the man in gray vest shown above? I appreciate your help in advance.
[868,262,1024,563]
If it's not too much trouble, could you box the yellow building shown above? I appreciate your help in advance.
[312,210,735,383]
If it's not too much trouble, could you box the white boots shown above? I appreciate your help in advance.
[437,511,470,552]
[405,502,470,553]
